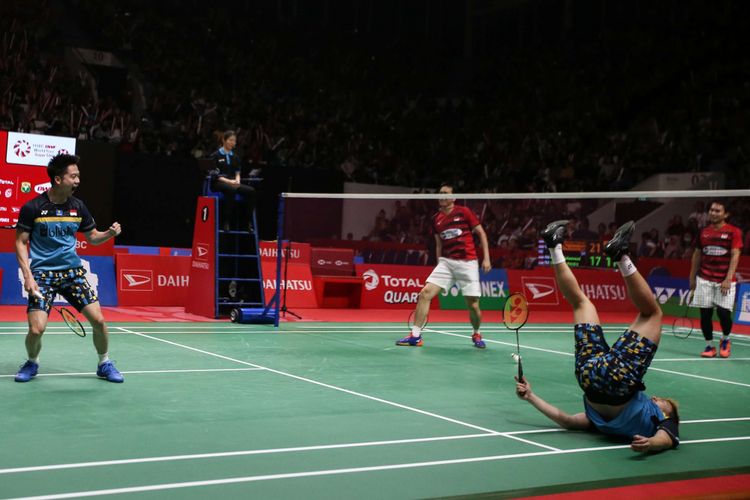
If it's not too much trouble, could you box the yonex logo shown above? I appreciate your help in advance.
[13,140,31,158]
[120,270,153,291]
[362,269,380,290]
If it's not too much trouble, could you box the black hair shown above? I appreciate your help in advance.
[47,154,80,184]
[439,182,454,192]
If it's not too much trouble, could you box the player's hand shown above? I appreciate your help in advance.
[720,279,731,295]
[630,434,651,452]
[514,375,531,400]
[481,258,491,273]
[108,222,122,237]
[24,278,40,298]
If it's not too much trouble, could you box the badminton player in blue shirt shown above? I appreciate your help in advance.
[14,154,124,383]
[515,220,679,452]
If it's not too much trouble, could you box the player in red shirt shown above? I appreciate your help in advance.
[397,183,491,348]
[689,201,743,358]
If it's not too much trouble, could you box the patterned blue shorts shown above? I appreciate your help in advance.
[28,267,98,314]
[574,323,658,401]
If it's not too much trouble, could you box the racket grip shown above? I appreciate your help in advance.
[517,361,524,380]
[33,290,43,299]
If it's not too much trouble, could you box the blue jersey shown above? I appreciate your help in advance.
[17,192,96,271]
[584,391,679,446]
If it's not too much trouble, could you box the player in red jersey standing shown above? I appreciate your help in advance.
[397,183,492,348]
[689,201,743,358]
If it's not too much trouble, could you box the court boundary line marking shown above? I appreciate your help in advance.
[5,436,750,500]
[0,417,746,477]
[0,368,263,379]
[114,327,560,452]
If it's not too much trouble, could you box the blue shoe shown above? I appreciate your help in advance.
[14,361,39,382]
[396,334,423,347]
[472,333,486,349]
[96,361,124,383]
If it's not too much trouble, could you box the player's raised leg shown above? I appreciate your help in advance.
[397,282,442,346]
[542,220,600,325]
[604,221,663,345]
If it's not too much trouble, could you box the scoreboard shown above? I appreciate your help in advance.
[537,239,622,269]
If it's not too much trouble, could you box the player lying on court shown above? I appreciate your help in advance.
[515,220,680,452]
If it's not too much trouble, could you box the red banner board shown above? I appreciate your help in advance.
[506,267,637,313]
[354,263,436,309]
[260,259,318,308]
[259,241,311,265]
[311,247,355,276]
[186,196,217,317]
[116,254,190,306]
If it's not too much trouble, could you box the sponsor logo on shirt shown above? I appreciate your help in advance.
[55,209,63,216]
[703,245,728,256]
[440,228,463,240]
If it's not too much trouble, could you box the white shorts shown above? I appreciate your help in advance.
[426,257,481,297]
[691,276,736,310]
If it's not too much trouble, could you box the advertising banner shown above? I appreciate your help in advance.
[311,247,355,276]
[260,259,317,308]
[0,252,116,306]
[259,241,311,265]
[116,254,190,306]
[735,283,750,326]
[355,263,434,309]
[6,132,76,167]
[647,275,699,319]
[506,267,637,312]
[186,197,217,317]
[437,269,509,310]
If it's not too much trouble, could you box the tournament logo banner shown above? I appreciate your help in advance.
[6,132,77,167]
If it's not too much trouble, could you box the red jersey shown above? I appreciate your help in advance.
[698,223,743,282]
[432,205,480,260]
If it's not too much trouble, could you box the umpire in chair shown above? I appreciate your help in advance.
[208,129,256,231]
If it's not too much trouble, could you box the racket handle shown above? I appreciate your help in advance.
[33,290,43,299]
[517,360,524,380]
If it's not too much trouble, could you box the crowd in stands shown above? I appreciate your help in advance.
[3,1,749,195]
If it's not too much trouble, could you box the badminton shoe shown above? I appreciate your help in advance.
[700,346,717,358]
[472,333,486,349]
[14,360,39,382]
[97,360,124,383]
[719,337,732,358]
[604,221,635,260]
[396,335,423,347]
[541,220,569,248]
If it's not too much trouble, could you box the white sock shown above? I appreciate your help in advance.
[29,356,39,364]
[410,326,422,338]
[706,340,714,347]
[473,330,480,337]
[617,255,637,277]
[98,353,110,365]
[549,244,565,265]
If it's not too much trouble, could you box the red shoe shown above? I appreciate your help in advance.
[719,338,732,358]
[701,346,717,358]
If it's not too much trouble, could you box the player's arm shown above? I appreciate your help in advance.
[434,234,442,259]
[688,247,701,290]
[721,248,741,294]
[84,223,122,246]
[15,229,38,295]
[630,429,676,453]
[472,224,492,272]
[515,376,591,430]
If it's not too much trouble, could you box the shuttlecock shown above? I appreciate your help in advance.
[511,353,521,362]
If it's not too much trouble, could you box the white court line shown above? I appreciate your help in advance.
[115,327,559,452]
[7,436,750,500]
[0,368,262,379]
[1,416,744,477]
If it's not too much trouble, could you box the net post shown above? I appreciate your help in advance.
[271,193,287,328]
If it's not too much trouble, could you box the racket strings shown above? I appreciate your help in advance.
[60,309,86,337]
